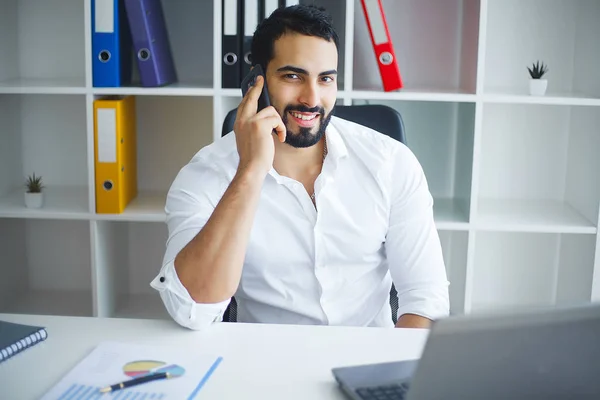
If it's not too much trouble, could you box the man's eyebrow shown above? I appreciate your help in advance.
[276,65,338,76]
[276,65,308,75]
[319,69,338,76]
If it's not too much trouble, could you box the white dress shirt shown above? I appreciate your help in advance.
[150,116,450,330]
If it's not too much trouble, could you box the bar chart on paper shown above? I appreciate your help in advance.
[56,383,165,399]
[40,341,223,400]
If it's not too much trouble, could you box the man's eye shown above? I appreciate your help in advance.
[285,74,299,79]
[321,76,334,83]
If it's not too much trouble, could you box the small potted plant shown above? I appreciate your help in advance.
[527,60,549,96]
[24,173,44,208]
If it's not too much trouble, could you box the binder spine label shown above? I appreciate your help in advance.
[364,0,387,45]
[95,0,115,33]
[224,0,238,35]
[264,0,278,18]
[245,0,259,36]
[97,109,117,163]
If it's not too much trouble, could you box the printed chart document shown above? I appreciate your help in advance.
[41,341,223,399]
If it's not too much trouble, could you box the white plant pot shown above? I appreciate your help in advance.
[529,79,548,96]
[25,192,44,208]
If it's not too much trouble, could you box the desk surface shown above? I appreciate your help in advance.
[0,313,429,400]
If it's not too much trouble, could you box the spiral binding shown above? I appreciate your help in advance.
[0,328,47,363]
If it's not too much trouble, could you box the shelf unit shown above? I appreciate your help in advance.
[0,0,598,320]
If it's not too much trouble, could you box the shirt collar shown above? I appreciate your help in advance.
[325,116,348,162]
[268,116,348,183]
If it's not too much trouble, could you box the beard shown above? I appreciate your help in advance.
[281,104,334,148]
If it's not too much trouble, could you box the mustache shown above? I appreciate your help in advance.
[284,104,325,115]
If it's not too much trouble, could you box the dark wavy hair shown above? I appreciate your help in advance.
[250,4,340,72]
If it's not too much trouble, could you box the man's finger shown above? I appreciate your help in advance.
[263,115,286,143]
[255,105,279,120]
[238,75,264,119]
[237,76,255,109]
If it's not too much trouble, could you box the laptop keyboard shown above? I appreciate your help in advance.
[355,383,410,400]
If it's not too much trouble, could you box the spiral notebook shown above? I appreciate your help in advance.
[0,320,48,364]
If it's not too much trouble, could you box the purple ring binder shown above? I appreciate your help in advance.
[124,0,178,87]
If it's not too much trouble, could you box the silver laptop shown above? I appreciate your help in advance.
[332,303,600,400]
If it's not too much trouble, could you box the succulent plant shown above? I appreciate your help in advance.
[527,60,549,79]
[25,173,44,193]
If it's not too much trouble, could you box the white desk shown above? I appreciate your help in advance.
[0,313,429,400]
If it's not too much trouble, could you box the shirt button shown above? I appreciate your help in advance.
[159,276,165,283]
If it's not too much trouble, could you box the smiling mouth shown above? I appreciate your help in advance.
[290,111,318,121]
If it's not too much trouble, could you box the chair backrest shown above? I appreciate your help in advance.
[221,104,406,145]
[221,104,406,324]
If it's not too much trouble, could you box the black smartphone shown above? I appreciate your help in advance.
[241,64,271,112]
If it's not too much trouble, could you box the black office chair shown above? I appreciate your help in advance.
[221,104,406,324]
[221,104,406,144]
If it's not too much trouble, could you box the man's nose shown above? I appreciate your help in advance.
[298,81,320,109]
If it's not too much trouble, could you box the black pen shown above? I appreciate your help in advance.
[99,372,172,393]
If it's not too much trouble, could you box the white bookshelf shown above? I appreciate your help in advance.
[0,0,598,320]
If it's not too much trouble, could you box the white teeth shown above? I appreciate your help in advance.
[291,112,316,121]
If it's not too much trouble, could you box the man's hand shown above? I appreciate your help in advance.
[233,75,286,178]
[173,78,286,306]
[395,313,433,329]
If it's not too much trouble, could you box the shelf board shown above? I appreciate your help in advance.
[0,289,93,317]
[0,186,90,220]
[93,190,166,222]
[0,77,86,94]
[113,293,170,320]
[475,199,598,234]
[350,88,476,103]
[93,81,214,96]
[483,89,600,107]
[217,89,352,99]
[218,88,244,97]
[433,198,470,230]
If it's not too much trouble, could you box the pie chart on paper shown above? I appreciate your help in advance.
[123,360,186,378]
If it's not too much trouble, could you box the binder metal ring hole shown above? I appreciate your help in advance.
[379,52,393,65]
[244,52,252,65]
[138,49,150,61]
[99,50,111,63]
[224,52,237,66]
[103,180,114,191]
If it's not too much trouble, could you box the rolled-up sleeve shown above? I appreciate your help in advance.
[385,143,450,322]
[150,156,232,331]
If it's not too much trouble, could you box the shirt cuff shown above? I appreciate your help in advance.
[395,287,450,322]
[150,260,231,330]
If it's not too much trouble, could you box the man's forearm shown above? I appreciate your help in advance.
[395,313,433,329]
[174,167,265,304]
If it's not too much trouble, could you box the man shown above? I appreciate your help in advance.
[150,5,449,330]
